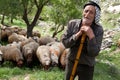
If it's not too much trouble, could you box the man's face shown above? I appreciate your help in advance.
[82,5,96,26]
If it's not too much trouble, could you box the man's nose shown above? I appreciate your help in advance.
[85,12,90,17]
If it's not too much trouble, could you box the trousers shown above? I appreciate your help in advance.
[65,59,94,80]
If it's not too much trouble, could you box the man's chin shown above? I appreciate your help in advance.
[82,20,92,25]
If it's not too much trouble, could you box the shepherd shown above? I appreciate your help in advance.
[61,0,104,80]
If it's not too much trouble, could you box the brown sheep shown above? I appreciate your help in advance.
[32,30,41,38]
[22,41,39,67]
[39,36,56,45]
[3,27,13,38]
[8,33,18,43]
[17,29,27,36]
[20,37,35,47]
[8,33,27,43]
[1,29,9,41]
[10,27,19,33]
[36,45,51,70]
[58,48,69,70]
[1,27,17,41]
[7,42,22,49]
[0,45,24,67]
[0,26,17,41]
[1,26,27,42]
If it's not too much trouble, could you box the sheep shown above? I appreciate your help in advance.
[32,30,41,38]
[11,27,26,36]
[36,45,51,70]
[10,27,19,33]
[7,41,22,49]
[20,37,35,47]
[0,45,24,67]
[48,42,65,66]
[22,41,39,68]
[1,29,8,41]
[39,36,56,45]
[8,33,18,43]
[58,48,69,70]
[1,27,17,41]
[17,29,27,36]
[6,27,14,37]
[8,33,27,43]
[31,36,41,44]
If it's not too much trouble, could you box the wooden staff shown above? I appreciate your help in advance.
[70,34,86,80]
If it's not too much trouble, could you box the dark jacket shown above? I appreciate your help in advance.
[62,19,104,66]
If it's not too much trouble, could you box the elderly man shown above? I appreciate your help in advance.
[61,0,103,80]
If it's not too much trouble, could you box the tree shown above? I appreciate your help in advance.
[0,0,49,38]
[0,0,22,25]
[0,0,87,38]
[47,0,88,38]
[21,0,49,38]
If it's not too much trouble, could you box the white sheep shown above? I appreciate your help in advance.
[36,45,51,70]
[48,42,65,66]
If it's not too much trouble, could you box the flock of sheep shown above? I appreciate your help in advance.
[0,25,69,70]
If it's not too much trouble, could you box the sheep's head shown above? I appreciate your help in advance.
[17,59,23,67]
[26,53,33,68]
[50,49,59,66]
[43,65,50,70]
[24,48,33,62]
[27,53,33,61]
[41,53,51,70]
[43,60,51,70]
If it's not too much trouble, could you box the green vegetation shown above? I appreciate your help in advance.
[0,0,88,37]
[95,48,120,80]
[94,62,120,80]
[0,66,64,80]
[101,13,120,29]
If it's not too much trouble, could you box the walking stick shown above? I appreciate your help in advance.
[70,34,86,80]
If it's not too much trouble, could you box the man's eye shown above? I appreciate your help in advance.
[85,10,88,13]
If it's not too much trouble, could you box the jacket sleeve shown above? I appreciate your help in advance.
[61,20,78,48]
[86,26,104,57]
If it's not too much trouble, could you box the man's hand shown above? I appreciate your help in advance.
[74,30,82,40]
[80,26,95,40]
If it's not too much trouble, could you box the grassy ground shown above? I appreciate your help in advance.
[0,65,64,80]
[0,52,120,80]
[94,48,120,80]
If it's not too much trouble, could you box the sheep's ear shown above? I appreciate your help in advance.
[46,42,52,46]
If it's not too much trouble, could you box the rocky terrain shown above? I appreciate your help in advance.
[100,0,120,51]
